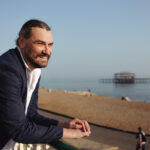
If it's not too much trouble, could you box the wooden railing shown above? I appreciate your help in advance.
[50,140,78,150]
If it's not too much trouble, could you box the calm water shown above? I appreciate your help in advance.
[41,79,150,102]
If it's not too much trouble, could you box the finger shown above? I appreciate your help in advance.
[70,119,82,129]
[81,120,88,132]
[78,120,86,132]
[84,121,91,133]
[73,119,90,133]
[75,124,83,129]
[74,119,85,129]
[82,123,86,132]
[83,131,90,137]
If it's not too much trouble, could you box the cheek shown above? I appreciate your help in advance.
[31,46,43,56]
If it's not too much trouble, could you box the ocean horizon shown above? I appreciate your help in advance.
[40,78,150,103]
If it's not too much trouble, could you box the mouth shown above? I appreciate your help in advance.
[38,54,49,60]
[39,56,48,61]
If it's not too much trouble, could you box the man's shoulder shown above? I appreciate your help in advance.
[0,48,25,71]
[0,48,18,63]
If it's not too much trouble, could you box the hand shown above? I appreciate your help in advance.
[62,128,90,139]
[58,118,91,133]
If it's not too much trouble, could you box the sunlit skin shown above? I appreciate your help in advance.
[18,27,53,70]
[58,118,91,138]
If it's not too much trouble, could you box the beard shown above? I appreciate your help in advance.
[23,46,51,69]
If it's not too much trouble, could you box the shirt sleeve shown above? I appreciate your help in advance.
[0,64,63,144]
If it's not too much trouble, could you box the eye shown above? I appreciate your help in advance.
[48,43,53,47]
[37,41,44,45]
[33,41,45,45]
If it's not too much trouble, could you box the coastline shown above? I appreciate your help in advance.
[38,88,150,135]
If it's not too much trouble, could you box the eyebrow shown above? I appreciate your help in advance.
[33,40,54,45]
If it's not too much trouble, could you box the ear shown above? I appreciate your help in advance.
[18,36,25,49]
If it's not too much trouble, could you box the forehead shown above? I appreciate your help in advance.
[30,27,53,42]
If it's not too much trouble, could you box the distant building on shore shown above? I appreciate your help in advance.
[114,72,135,83]
[99,72,150,84]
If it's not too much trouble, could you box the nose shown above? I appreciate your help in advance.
[43,44,52,55]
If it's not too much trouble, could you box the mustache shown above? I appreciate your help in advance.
[37,53,50,58]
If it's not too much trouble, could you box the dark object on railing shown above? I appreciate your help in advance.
[50,140,79,150]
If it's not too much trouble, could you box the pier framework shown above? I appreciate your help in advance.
[100,72,150,84]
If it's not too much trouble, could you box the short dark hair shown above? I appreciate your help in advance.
[16,19,51,46]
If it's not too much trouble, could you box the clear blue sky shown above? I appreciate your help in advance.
[0,0,150,81]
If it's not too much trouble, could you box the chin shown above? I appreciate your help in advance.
[41,65,48,68]
[37,60,48,68]
[39,63,48,68]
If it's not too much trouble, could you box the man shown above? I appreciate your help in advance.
[136,127,146,150]
[0,19,91,149]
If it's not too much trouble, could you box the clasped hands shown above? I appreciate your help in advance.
[58,118,91,139]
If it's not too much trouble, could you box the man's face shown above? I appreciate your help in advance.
[19,27,53,70]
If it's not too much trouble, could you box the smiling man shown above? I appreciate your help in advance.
[0,19,91,150]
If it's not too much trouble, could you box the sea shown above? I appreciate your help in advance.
[40,79,150,103]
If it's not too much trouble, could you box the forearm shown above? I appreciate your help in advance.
[12,122,63,143]
[27,112,59,126]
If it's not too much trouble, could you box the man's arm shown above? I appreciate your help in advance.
[0,65,63,143]
[27,78,91,139]
[27,81,91,139]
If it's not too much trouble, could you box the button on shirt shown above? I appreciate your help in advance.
[2,48,41,150]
